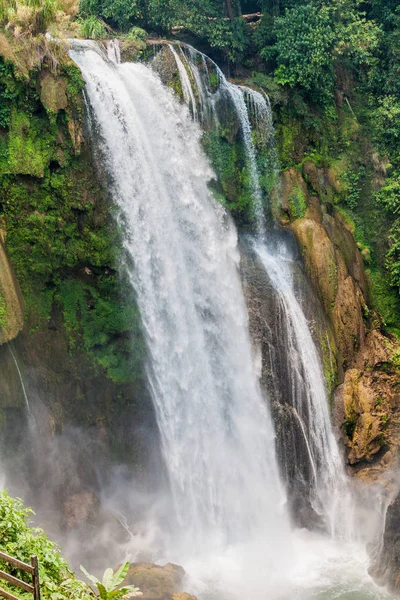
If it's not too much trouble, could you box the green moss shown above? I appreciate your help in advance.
[288,184,307,220]
[208,69,219,93]
[0,57,145,385]
[56,277,145,384]
[278,122,300,167]
[0,291,7,329]
[202,128,256,225]
[366,268,400,330]
[6,108,58,177]
[320,332,338,399]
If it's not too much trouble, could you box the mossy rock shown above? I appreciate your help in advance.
[39,71,68,114]
[125,563,185,600]
[0,239,23,344]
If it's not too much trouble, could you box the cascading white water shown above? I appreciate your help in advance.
[168,44,197,120]
[67,40,393,600]
[69,39,290,567]
[179,46,272,230]
[179,43,355,536]
[252,240,354,537]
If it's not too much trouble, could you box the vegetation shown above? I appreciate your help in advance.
[80,563,142,599]
[79,15,105,38]
[0,491,143,600]
[0,490,92,599]
[0,39,146,384]
[0,0,77,36]
[57,0,400,326]
[0,290,7,329]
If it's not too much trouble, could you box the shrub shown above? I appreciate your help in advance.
[79,15,105,38]
[0,490,92,600]
[126,25,147,41]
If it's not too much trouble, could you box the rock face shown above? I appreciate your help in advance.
[125,563,192,600]
[0,237,24,345]
[334,331,400,478]
[290,210,367,371]
[371,491,400,590]
[278,164,400,482]
[240,234,339,528]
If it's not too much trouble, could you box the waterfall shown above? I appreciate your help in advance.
[69,40,290,564]
[8,345,30,412]
[66,40,391,600]
[168,44,197,120]
[252,240,354,537]
[177,43,355,536]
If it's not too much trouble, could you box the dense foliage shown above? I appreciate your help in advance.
[0,491,92,600]
[1,0,400,333]
[0,51,146,383]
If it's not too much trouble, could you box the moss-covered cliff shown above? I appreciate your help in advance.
[0,36,160,529]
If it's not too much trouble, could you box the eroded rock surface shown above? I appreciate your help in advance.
[0,237,24,344]
[125,563,188,600]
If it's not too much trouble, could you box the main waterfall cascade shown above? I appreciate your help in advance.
[70,40,390,599]
[173,42,355,536]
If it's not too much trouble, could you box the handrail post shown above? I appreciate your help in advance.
[30,557,40,600]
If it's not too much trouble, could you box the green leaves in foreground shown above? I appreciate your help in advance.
[80,563,142,599]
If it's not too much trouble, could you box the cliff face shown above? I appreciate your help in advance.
[0,236,24,344]
[0,39,162,548]
[273,165,400,481]
[1,37,400,580]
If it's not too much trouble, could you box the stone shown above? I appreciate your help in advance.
[278,168,309,220]
[371,491,400,589]
[39,71,68,113]
[62,490,99,528]
[337,331,400,473]
[0,238,24,345]
[171,594,198,600]
[290,211,366,369]
[125,563,185,600]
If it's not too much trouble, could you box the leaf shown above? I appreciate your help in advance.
[111,562,130,589]
[80,565,100,585]
[102,567,114,591]
[96,582,109,600]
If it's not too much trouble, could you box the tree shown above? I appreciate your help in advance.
[262,3,335,103]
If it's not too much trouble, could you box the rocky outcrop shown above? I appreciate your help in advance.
[281,164,400,484]
[39,71,68,113]
[371,491,400,590]
[0,237,24,345]
[290,210,366,371]
[334,331,400,478]
[125,563,196,600]
[278,165,369,374]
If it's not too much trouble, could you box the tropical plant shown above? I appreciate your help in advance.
[79,15,105,38]
[0,490,92,600]
[1,0,77,35]
[80,563,142,599]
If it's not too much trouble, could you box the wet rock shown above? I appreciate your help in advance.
[171,594,198,600]
[62,490,99,528]
[371,491,400,590]
[39,71,68,113]
[0,238,24,345]
[277,168,309,221]
[125,563,185,600]
[336,331,400,474]
[291,214,366,369]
